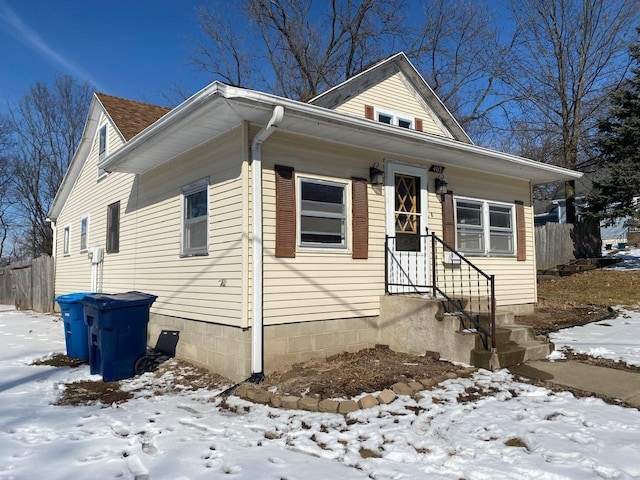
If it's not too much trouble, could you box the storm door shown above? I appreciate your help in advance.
[385,163,429,293]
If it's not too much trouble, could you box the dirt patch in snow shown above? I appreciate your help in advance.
[515,297,612,335]
[53,358,230,406]
[260,345,471,398]
[33,354,87,368]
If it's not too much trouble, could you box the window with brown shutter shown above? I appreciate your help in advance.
[515,200,526,261]
[415,118,423,132]
[275,165,296,258]
[352,177,368,259]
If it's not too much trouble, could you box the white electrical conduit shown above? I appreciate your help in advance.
[250,105,284,380]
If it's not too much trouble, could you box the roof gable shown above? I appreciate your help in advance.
[95,93,171,141]
[309,52,472,144]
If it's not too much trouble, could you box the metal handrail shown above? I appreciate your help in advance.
[385,233,496,351]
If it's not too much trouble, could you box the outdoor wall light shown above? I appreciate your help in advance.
[370,163,384,185]
[435,176,449,196]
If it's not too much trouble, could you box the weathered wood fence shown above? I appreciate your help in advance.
[535,219,602,270]
[0,255,55,312]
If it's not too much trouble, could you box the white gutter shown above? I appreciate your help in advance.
[250,105,284,380]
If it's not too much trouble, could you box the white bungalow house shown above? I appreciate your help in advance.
[49,53,581,381]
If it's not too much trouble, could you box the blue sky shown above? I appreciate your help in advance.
[0,0,211,109]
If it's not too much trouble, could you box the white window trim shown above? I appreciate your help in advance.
[374,107,414,129]
[180,177,209,257]
[79,215,89,252]
[63,225,71,256]
[296,174,350,252]
[454,196,516,256]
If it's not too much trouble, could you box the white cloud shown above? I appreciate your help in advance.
[0,0,103,89]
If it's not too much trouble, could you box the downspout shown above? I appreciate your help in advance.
[49,220,57,260]
[250,105,284,382]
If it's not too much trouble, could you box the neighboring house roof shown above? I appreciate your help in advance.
[308,52,472,144]
[95,93,171,140]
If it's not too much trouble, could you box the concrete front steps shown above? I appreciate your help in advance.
[470,323,554,370]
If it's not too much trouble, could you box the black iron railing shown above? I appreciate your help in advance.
[385,234,496,351]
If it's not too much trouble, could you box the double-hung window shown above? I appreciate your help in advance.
[80,216,89,251]
[455,198,515,255]
[181,178,209,256]
[298,177,347,248]
[106,201,120,253]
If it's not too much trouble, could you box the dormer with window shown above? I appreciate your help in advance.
[310,52,471,143]
[365,105,423,132]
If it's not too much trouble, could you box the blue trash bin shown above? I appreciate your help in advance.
[54,292,94,361]
[80,291,157,382]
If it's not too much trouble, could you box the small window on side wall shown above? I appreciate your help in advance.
[63,225,70,255]
[80,216,89,251]
[181,178,209,256]
[106,201,120,253]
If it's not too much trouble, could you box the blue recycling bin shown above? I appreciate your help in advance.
[54,292,94,361]
[80,292,157,382]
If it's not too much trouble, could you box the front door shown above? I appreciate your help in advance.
[385,163,429,293]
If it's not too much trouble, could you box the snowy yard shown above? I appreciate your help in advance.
[1,305,640,479]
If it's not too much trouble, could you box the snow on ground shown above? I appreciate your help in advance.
[550,247,640,366]
[550,308,640,367]
[2,307,640,479]
[606,247,640,271]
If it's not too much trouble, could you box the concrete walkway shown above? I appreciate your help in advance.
[509,360,640,409]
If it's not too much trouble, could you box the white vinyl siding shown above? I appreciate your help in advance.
[260,134,386,325]
[432,168,535,307]
[54,115,245,326]
[332,72,453,138]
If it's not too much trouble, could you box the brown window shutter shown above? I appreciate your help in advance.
[415,118,423,132]
[365,104,374,120]
[442,192,456,248]
[275,165,296,258]
[352,177,369,259]
[515,200,526,261]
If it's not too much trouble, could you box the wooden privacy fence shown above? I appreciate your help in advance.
[0,255,55,312]
[535,219,602,270]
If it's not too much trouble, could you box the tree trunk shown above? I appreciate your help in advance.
[565,180,576,224]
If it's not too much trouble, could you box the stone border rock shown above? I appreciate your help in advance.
[229,367,476,413]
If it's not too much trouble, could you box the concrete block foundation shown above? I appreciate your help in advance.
[147,297,533,382]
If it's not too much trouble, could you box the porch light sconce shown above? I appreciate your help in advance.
[435,176,449,197]
[370,163,384,185]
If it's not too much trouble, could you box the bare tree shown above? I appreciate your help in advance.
[409,0,514,140]
[4,75,92,258]
[194,0,409,100]
[505,0,639,223]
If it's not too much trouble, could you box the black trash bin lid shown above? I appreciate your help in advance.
[79,291,158,310]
